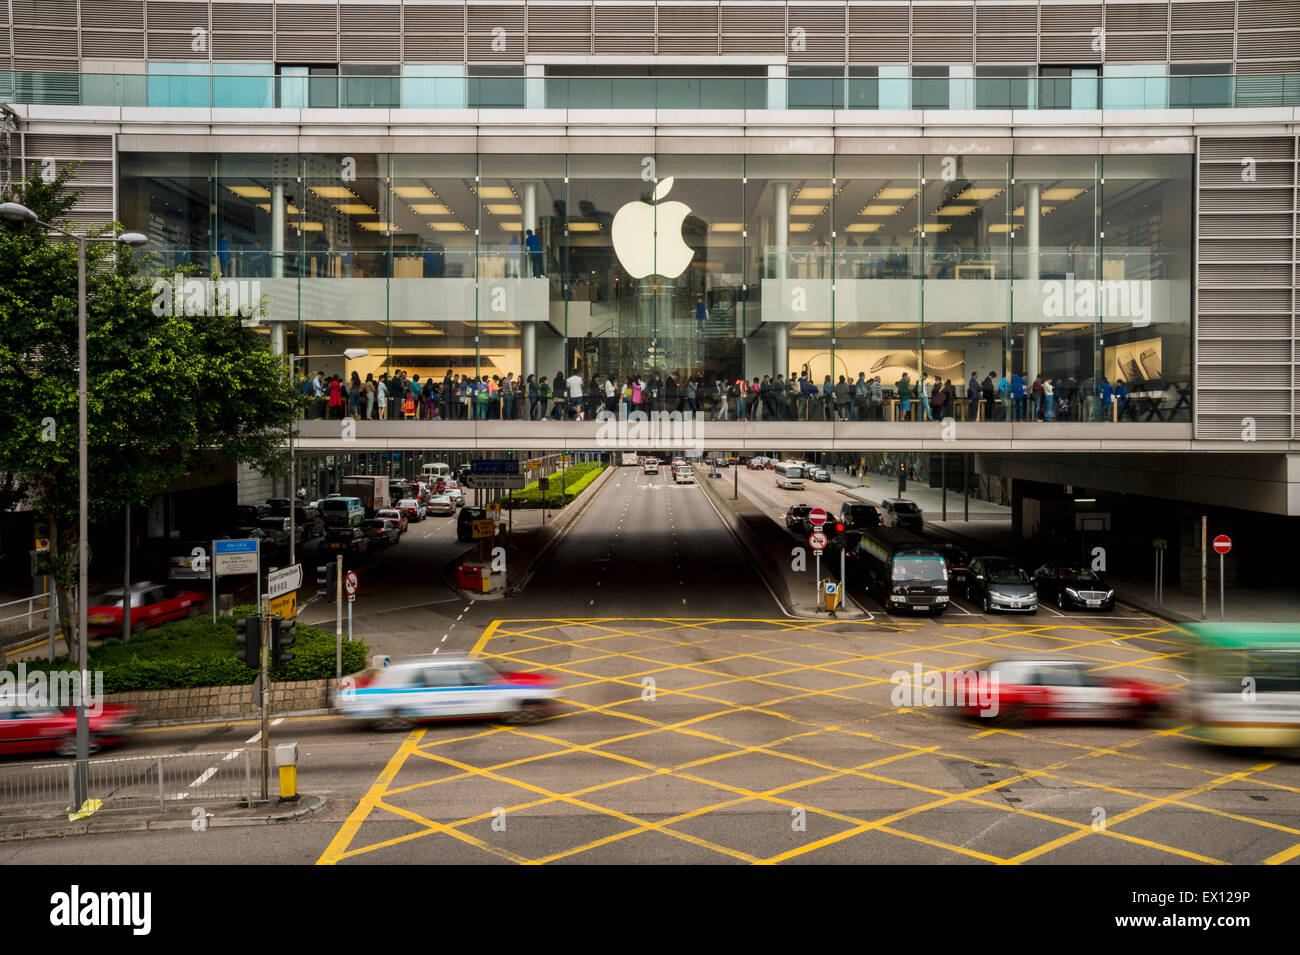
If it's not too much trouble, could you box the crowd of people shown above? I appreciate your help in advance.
[299,367,1162,423]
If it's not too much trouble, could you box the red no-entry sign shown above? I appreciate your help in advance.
[808,507,827,527]
[1213,535,1232,556]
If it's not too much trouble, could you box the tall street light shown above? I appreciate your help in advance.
[287,348,368,568]
[0,201,146,813]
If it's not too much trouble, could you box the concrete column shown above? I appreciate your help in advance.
[270,322,287,356]
[1026,325,1040,382]
[271,183,286,279]
[772,322,789,382]
[773,182,790,280]
[522,181,538,234]
[521,321,537,381]
[1024,183,1042,381]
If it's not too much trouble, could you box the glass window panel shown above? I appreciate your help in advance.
[1102,63,1166,110]
[213,62,273,108]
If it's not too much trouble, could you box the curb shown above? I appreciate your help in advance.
[131,707,336,730]
[0,794,326,842]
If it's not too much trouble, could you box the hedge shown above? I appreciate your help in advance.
[4,616,369,693]
[507,463,606,509]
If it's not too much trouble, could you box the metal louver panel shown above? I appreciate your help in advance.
[468,4,526,33]
[723,33,784,52]
[976,4,1037,33]
[403,5,466,32]
[13,57,81,72]
[913,33,972,63]
[1040,34,1099,62]
[721,4,783,34]
[848,4,906,33]
[912,4,971,34]
[1105,2,1168,32]
[976,34,1037,61]
[341,34,399,59]
[527,5,590,32]
[275,3,338,32]
[403,34,466,60]
[1039,4,1101,32]
[211,3,271,31]
[1237,31,1300,58]
[81,0,146,29]
[1171,1,1233,31]
[788,33,845,61]
[658,5,718,33]
[1235,59,1300,76]
[23,133,115,229]
[146,31,211,57]
[526,34,592,53]
[849,34,908,60]
[1171,33,1233,60]
[1195,135,1298,441]
[658,35,720,54]
[15,0,78,27]
[145,1,209,31]
[275,33,339,59]
[788,5,844,34]
[15,28,79,56]
[1238,0,1300,29]
[468,34,525,59]
[595,35,654,53]
[596,5,654,33]
[213,32,272,57]
[1105,33,1169,62]
[341,3,399,31]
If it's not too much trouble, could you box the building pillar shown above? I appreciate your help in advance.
[1024,183,1042,381]
[772,323,789,382]
[522,321,537,382]
[270,322,287,356]
[522,181,538,235]
[773,181,790,280]
[271,182,286,279]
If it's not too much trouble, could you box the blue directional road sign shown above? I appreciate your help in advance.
[214,538,259,576]
[470,459,520,475]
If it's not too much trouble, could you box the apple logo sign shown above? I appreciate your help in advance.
[610,177,696,279]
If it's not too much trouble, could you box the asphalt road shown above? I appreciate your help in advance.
[4,464,1299,865]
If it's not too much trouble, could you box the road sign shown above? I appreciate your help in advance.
[1213,535,1232,555]
[471,459,520,475]
[486,501,500,515]
[213,538,259,576]
[824,581,838,595]
[344,571,358,596]
[269,592,297,619]
[267,563,303,599]
[464,473,527,490]
[808,507,828,528]
[808,531,828,550]
[472,519,495,539]
[525,461,541,470]
[34,538,50,552]
[538,477,549,491]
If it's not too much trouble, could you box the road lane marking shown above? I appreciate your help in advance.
[316,727,427,865]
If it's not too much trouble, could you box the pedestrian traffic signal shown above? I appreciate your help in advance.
[316,562,336,597]
[271,616,296,667]
[235,616,261,666]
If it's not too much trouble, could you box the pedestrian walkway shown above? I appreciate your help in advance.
[826,467,1011,522]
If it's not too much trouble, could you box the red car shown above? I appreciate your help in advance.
[0,701,136,757]
[87,582,205,637]
[951,660,1167,724]
[375,508,408,534]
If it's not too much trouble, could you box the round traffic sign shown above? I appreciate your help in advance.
[808,507,828,528]
[344,571,359,596]
[808,531,828,551]
[1213,535,1231,555]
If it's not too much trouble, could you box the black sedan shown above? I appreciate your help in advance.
[360,518,401,548]
[1032,564,1116,611]
[784,505,813,534]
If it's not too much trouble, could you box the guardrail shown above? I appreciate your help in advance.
[0,592,54,637]
[0,750,259,816]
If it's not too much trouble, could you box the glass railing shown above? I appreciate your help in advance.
[760,247,1176,282]
[145,245,552,281]
[3,70,1298,111]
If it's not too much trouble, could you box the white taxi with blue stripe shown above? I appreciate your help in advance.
[333,654,561,728]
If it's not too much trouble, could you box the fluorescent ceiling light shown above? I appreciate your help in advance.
[787,222,813,232]
[255,203,300,215]
[709,223,744,232]
[796,187,834,200]
[936,204,977,216]
[496,222,522,232]
[356,221,396,231]
[291,221,324,231]
[309,186,356,199]
[957,188,1002,201]
[911,223,951,232]
[409,203,452,216]
[1043,187,1086,201]
[860,204,903,216]
[988,224,1014,233]
[475,186,515,198]
[334,203,375,215]
[227,185,270,198]
[1012,206,1055,216]
[568,222,600,232]
[485,203,522,215]
[845,223,882,232]
[394,186,437,199]
[788,204,825,216]
[941,330,982,337]
[876,187,918,200]
[428,222,467,232]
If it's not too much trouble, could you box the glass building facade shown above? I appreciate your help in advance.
[121,149,1192,422]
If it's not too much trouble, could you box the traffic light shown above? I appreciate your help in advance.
[316,562,336,597]
[235,616,261,666]
[834,522,846,535]
[271,616,296,667]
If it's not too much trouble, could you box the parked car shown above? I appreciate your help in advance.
[879,498,924,531]
[785,504,814,534]
[321,527,368,557]
[87,582,205,636]
[950,660,1166,724]
[256,516,293,549]
[234,503,268,525]
[0,699,136,757]
[265,498,292,512]
[360,518,401,548]
[427,494,456,516]
[375,507,408,533]
[809,466,830,482]
[396,497,427,522]
[232,526,277,551]
[332,653,562,728]
[965,557,1038,614]
[457,506,489,542]
[1033,564,1116,611]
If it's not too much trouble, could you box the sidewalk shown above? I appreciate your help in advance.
[826,468,1012,523]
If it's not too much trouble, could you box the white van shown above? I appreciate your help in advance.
[773,462,806,490]
[421,462,451,481]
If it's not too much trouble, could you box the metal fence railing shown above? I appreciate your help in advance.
[0,750,260,816]
[0,591,54,637]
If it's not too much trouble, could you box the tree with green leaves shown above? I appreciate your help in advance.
[0,165,298,665]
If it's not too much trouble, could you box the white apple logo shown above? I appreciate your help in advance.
[610,177,696,279]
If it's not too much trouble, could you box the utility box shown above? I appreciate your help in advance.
[457,560,491,593]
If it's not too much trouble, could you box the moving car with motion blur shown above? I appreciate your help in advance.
[966,557,1038,614]
[0,697,136,757]
[87,582,205,636]
[1032,564,1116,611]
[951,660,1167,724]
[1185,623,1300,748]
[333,654,562,728]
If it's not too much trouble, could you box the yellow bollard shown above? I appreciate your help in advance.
[276,742,299,801]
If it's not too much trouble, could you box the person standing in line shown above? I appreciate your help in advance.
[1081,373,1098,422]
[1099,375,1113,420]
[527,374,540,420]
[1030,374,1044,421]
[685,377,698,414]
[376,373,388,421]
[348,371,362,418]
[538,376,551,420]
[603,374,617,415]
[502,372,516,420]
[853,372,868,422]
[715,379,728,421]
[567,369,584,420]
[310,371,325,420]
[996,370,1010,421]
[525,229,543,278]
[869,376,883,421]
[1042,375,1055,421]
[1010,370,1025,422]
[931,376,947,420]
[363,373,376,419]
[966,372,980,421]
[1115,379,1130,420]
[327,375,343,419]
[981,371,996,422]
[507,233,521,278]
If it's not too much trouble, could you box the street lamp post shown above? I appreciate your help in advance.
[286,349,368,568]
[0,201,146,812]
